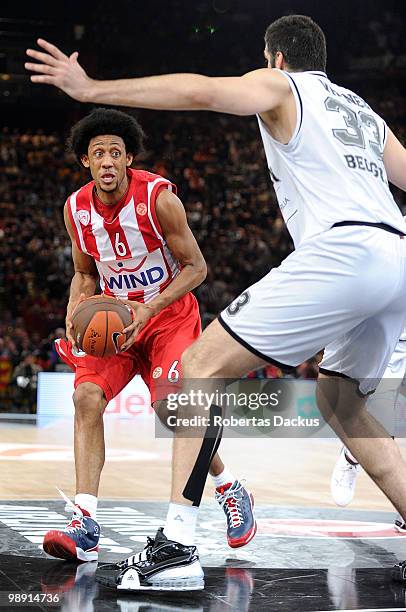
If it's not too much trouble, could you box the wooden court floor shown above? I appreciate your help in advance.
[0,417,403,514]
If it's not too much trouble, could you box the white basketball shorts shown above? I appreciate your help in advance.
[219,225,406,395]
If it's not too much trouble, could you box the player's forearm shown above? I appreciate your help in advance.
[146,263,207,317]
[67,272,97,315]
[85,74,213,110]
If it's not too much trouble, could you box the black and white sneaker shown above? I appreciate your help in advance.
[97,528,204,592]
[393,559,406,583]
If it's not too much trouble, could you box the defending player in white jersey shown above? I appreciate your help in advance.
[26,14,406,591]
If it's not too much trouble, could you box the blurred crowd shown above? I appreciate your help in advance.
[1,83,406,412]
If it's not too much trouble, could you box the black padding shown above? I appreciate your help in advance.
[183,405,223,507]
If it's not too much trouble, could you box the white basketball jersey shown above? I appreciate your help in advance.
[258,70,406,247]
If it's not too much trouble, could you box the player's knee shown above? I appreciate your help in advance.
[73,383,106,419]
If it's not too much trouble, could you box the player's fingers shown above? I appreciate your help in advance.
[30,75,56,84]
[26,48,59,66]
[37,38,68,60]
[66,329,77,350]
[25,62,57,75]
[123,320,137,334]
[69,51,79,62]
[121,327,140,351]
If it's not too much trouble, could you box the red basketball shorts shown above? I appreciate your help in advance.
[55,292,201,404]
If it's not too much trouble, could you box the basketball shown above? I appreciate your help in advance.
[72,296,133,357]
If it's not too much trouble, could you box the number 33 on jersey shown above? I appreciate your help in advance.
[258,70,405,248]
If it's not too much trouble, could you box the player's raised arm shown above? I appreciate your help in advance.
[25,39,291,115]
[383,128,406,192]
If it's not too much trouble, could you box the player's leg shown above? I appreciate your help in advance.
[43,377,106,562]
[113,319,264,591]
[317,372,406,521]
[329,324,406,508]
[45,340,138,561]
[73,381,107,498]
[147,294,258,549]
[330,380,400,508]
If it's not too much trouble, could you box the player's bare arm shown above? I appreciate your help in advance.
[384,128,406,192]
[120,189,207,351]
[25,39,291,116]
[64,203,98,348]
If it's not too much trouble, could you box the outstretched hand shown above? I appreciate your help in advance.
[25,39,93,102]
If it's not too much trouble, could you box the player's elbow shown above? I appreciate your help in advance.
[195,260,207,283]
[191,259,207,286]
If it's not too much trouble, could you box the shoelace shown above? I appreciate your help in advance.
[341,463,358,477]
[118,536,155,568]
[56,487,88,535]
[217,481,246,528]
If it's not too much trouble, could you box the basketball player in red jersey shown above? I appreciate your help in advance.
[43,108,256,563]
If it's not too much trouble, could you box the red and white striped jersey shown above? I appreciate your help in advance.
[66,169,180,303]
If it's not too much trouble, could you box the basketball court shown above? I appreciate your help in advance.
[1,411,406,611]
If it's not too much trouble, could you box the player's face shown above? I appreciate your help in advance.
[81,135,133,194]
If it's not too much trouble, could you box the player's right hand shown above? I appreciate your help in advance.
[65,294,86,350]
[25,39,93,102]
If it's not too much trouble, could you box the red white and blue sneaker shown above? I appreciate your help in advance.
[215,480,257,548]
[43,490,100,562]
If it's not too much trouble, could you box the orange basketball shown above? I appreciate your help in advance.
[72,296,133,357]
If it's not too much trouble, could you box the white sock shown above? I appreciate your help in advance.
[75,494,98,520]
[211,467,235,489]
[163,503,198,545]
[344,447,358,465]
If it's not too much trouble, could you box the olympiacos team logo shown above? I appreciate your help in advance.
[137,202,147,215]
[77,210,90,226]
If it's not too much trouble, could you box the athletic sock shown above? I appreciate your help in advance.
[344,448,359,466]
[211,467,235,489]
[163,503,198,545]
[75,494,98,520]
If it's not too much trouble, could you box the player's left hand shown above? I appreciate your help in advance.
[119,300,156,351]
[25,39,93,102]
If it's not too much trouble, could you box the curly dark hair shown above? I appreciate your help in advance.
[68,108,145,163]
[265,15,327,72]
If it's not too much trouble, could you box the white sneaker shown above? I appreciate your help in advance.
[395,514,406,533]
[331,447,359,506]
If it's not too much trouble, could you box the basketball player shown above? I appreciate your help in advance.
[41,108,256,562]
[26,14,406,592]
[331,327,406,521]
